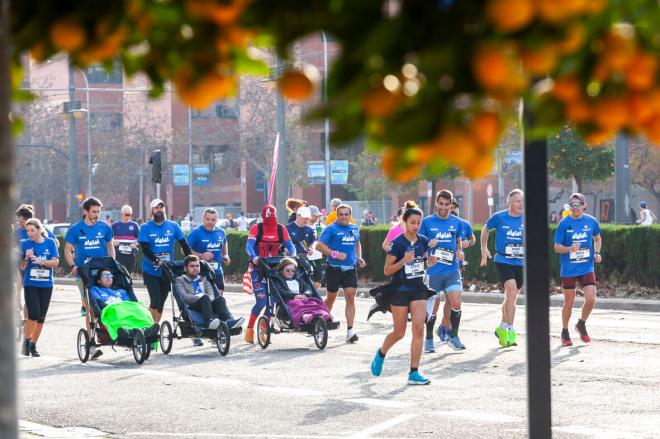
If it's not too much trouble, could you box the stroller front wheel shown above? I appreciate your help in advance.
[256,316,271,349]
[216,321,230,356]
[312,317,328,350]
[77,328,91,363]
[159,321,173,355]
[132,329,147,364]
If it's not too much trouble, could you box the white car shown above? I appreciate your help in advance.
[45,222,71,237]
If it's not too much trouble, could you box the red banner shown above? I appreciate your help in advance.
[267,133,279,206]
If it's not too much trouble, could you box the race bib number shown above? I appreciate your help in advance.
[433,248,454,265]
[505,244,524,258]
[404,257,426,279]
[155,252,171,263]
[29,268,50,282]
[569,247,590,262]
[84,257,92,264]
[118,244,133,254]
[207,261,219,271]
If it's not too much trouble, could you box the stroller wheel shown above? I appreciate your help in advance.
[77,328,91,363]
[256,316,271,349]
[132,329,147,364]
[216,321,230,356]
[144,343,152,361]
[160,321,173,355]
[312,317,328,350]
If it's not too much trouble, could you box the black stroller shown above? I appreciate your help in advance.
[254,256,340,350]
[160,261,242,356]
[77,257,158,364]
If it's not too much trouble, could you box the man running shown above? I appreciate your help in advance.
[286,206,317,260]
[112,205,140,274]
[420,189,465,352]
[138,199,192,323]
[325,198,356,225]
[188,208,230,293]
[553,193,602,346]
[481,189,525,348]
[307,205,325,290]
[64,197,115,359]
[316,204,366,343]
[636,201,656,225]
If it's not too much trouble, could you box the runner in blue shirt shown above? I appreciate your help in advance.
[111,205,140,274]
[480,189,524,348]
[19,219,60,358]
[138,199,192,323]
[286,206,317,257]
[419,189,465,352]
[371,207,436,385]
[316,204,366,343]
[553,193,602,346]
[188,208,230,292]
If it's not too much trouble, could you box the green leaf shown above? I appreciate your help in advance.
[234,52,270,75]
[11,118,25,137]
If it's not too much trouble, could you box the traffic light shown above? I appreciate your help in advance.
[149,150,162,184]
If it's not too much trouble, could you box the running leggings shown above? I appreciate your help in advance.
[249,270,268,324]
[24,286,53,323]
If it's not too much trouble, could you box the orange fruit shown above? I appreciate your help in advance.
[592,96,628,131]
[565,99,591,123]
[627,94,656,129]
[393,163,422,183]
[648,89,660,114]
[472,44,514,90]
[381,148,397,177]
[185,0,248,24]
[625,53,657,91]
[91,28,127,61]
[486,0,536,33]
[536,0,577,23]
[470,112,501,148]
[552,75,581,102]
[556,23,586,55]
[29,42,47,62]
[584,0,606,13]
[50,18,86,52]
[278,65,320,101]
[463,153,495,179]
[643,116,660,145]
[433,127,479,168]
[361,86,402,118]
[584,129,615,146]
[602,27,637,71]
[521,43,558,75]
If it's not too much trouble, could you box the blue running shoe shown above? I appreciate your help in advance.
[436,325,447,343]
[424,338,435,353]
[448,336,466,350]
[407,371,431,385]
[371,349,384,376]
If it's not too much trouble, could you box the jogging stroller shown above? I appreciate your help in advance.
[254,256,340,350]
[77,257,157,364]
[160,261,242,356]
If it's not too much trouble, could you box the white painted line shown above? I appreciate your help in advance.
[347,413,417,438]
[20,420,109,438]
[344,398,412,409]
[259,385,324,397]
[554,425,640,438]
[127,433,342,438]
[436,410,524,424]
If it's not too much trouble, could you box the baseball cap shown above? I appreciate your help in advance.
[297,206,312,218]
[308,205,321,217]
[149,198,165,209]
[569,192,586,204]
[640,201,647,208]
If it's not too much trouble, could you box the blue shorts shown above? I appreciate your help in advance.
[426,271,463,294]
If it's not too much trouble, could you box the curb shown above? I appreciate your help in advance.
[54,277,660,313]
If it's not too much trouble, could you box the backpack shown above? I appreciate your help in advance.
[255,223,285,257]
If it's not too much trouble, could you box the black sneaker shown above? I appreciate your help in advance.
[575,320,591,343]
[21,339,30,356]
[29,342,40,357]
[561,329,573,346]
[192,338,204,347]
[346,333,358,343]
[144,323,160,338]
[90,347,103,360]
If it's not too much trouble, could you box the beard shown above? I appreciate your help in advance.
[153,212,165,223]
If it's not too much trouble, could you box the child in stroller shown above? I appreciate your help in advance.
[277,258,331,326]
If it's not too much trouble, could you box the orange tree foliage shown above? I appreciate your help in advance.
[9,0,660,182]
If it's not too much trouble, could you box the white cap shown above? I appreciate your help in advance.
[150,199,165,209]
[297,206,311,218]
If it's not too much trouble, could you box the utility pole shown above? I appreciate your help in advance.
[614,133,631,224]
[275,58,288,223]
[322,31,331,211]
[68,62,80,221]
[188,106,193,221]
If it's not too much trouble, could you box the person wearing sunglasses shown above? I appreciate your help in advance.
[277,258,331,326]
[111,205,140,274]
[553,193,602,346]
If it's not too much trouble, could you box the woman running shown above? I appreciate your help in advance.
[20,219,59,357]
[371,207,436,385]
[381,200,419,251]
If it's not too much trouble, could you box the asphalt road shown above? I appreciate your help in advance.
[17,285,660,438]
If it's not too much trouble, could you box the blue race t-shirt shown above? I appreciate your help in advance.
[554,214,601,277]
[138,219,185,277]
[485,210,524,266]
[420,214,463,275]
[64,220,114,267]
[286,221,316,254]
[388,233,429,290]
[112,220,140,255]
[187,225,227,275]
[15,226,56,247]
[21,237,59,288]
[457,217,474,266]
[90,286,131,305]
[319,222,360,268]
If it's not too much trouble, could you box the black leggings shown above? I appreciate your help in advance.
[24,286,53,323]
[188,295,233,322]
[143,273,171,313]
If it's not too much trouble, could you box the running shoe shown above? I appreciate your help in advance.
[208,318,221,330]
[80,305,87,317]
[575,320,591,343]
[371,349,384,376]
[508,328,518,347]
[21,339,30,357]
[29,342,40,357]
[495,326,509,347]
[192,338,204,347]
[424,338,435,353]
[448,336,466,350]
[346,333,359,343]
[436,325,449,343]
[407,371,431,385]
[90,347,103,360]
[561,329,573,346]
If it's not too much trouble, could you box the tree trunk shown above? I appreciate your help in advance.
[0,0,19,436]
[573,174,583,194]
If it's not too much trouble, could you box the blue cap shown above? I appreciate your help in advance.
[640,201,647,208]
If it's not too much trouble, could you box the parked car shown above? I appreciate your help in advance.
[45,222,71,237]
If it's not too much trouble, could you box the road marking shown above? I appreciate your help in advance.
[347,413,417,438]
[344,398,412,409]
[554,425,640,438]
[127,433,343,438]
[20,420,110,438]
[436,410,524,424]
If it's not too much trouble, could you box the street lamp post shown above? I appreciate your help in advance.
[78,69,93,198]
[274,59,288,223]
[67,63,80,222]
[188,106,194,221]
[322,31,331,211]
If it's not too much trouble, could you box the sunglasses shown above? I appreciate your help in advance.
[100,273,113,279]
[283,268,296,273]
[570,202,584,208]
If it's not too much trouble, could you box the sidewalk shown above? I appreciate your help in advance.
[54,277,660,313]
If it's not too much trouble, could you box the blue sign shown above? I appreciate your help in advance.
[331,160,349,185]
[173,164,189,186]
[193,165,210,186]
[307,161,326,185]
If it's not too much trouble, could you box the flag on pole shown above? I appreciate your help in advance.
[267,133,280,206]
[242,266,253,295]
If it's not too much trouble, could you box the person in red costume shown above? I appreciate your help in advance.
[243,205,296,343]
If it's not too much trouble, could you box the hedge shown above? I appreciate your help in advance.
[55,224,660,288]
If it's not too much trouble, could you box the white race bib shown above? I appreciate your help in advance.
[308,249,323,261]
[569,247,590,262]
[207,261,219,271]
[155,252,171,262]
[433,248,454,265]
[505,244,524,258]
[29,268,50,282]
[404,257,426,279]
[118,244,132,254]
